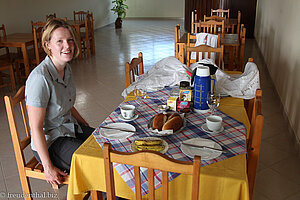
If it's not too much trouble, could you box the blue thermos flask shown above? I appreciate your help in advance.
[191,66,214,113]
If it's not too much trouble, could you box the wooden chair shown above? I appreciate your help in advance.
[191,10,200,34]
[103,143,201,200]
[211,8,230,18]
[193,20,225,39]
[174,24,181,59]
[80,12,95,58]
[224,10,241,34]
[204,15,226,22]
[222,23,246,71]
[30,20,46,34]
[246,88,264,200]
[46,13,57,20]
[186,33,224,68]
[0,24,16,91]
[32,27,47,65]
[74,10,89,22]
[125,52,144,88]
[4,86,69,200]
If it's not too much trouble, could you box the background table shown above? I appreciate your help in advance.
[67,96,250,200]
[0,33,34,77]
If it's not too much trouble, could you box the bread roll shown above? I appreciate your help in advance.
[168,112,180,120]
[162,116,183,132]
[152,113,167,131]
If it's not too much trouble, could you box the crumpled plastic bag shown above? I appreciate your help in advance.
[121,56,190,98]
[215,61,260,99]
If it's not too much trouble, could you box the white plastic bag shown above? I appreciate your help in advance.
[215,62,260,99]
[121,56,190,98]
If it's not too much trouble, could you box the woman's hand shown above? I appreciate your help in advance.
[71,107,89,126]
[44,164,68,185]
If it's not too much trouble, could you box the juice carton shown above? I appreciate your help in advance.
[167,97,178,111]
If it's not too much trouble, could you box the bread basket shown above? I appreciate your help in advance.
[147,112,185,136]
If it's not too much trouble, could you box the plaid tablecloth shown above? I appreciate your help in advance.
[93,87,247,196]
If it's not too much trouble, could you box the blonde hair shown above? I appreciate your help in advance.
[42,19,79,58]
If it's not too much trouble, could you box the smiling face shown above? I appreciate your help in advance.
[45,27,75,68]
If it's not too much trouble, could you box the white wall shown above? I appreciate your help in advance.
[255,0,300,147]
[0,0,184,34]
[126,0,184,18]
[0,0,114,33]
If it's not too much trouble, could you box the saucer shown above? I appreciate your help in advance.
[118,114,138,121]
[201,124,224,134]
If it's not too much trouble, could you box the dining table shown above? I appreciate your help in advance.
[67,87,250,200]
[0,33,34,77]
[67,20,85,60]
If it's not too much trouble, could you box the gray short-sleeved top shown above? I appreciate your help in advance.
[25,56,82,151]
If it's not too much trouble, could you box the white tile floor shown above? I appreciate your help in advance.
[0,19,300,200]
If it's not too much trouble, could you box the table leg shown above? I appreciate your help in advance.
[239,42,245,71]
[90,190,103,200]
[21,44,30,77]
[178,44,185,64]
[228,46,235,71]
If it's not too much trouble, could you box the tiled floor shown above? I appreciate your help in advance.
[0,19,299,200]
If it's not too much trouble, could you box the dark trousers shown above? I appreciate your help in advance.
[33,124,94,172]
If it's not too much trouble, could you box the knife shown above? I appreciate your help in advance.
[100,126,136,133]
[182,142,223,153]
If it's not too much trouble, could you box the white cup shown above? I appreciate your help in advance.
[120,105,135,119]
[206,115,222,132]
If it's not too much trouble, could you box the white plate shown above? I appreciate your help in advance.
[100,123,135,140]
[131,137,169,154]
[118,114,139,121]
[180,138,222,160]
[201,124,224,134]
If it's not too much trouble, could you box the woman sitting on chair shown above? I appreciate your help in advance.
[25,19,94,185]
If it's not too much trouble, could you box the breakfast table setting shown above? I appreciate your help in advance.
[66,57,260,200]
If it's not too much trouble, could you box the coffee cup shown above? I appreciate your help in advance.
[206,115,222,132]
[120,105,135,119]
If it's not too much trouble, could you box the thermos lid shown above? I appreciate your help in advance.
[196,66,210,77]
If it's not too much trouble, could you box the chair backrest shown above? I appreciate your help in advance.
[204,15,226,22]
[211,8,230,18]
[174,24,181,59]
[30,21,46,34]
[186,33,224,67]
[74,10,89,21]
[103,143,201,200]
[4,86,68,198]
[125,52,144,88]
[46,13,57,20]
[33,27,46,65]
[193,20,225,37]
[246,88,264,200]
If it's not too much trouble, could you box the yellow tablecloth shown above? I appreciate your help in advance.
[67,96,250,200]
